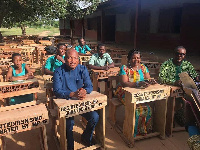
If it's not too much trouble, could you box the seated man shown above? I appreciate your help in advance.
[159,46,199,126]
[44,43,66,75]
[75,38,91,55]
[88,43,114,70]
[159,46,199,86]
[53,48,99,150]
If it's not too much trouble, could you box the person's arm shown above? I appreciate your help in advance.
[106,53,114,68]
[88,64,104,70]
[187,62,199,81]
[53,69,72,99]
[25,64,34,79]
[6,67,28,81]
[159,62,176,85]
[88,54,103,70]
[44,56,54,75]
[108,62,115,68]
[79,53,91,56]
[55,55,65,63]
[85,45,91,51]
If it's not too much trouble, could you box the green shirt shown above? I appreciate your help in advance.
[159,58,198,85]
[75,45,91,54]
[45,55,65,72]
[89,53,113,67]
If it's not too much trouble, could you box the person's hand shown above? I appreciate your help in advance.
[138,81,149,88]
[78,88,86,100]
[174,80,182,87]
[148,79,157,85]
[27,72,34,79]
[102,66,110,71]
[55,55,63,61]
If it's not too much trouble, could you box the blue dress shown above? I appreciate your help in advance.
[10,63,33,105]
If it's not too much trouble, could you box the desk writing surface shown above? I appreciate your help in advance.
[0,78,38,87]
[122,84,170,103]
[92,67,120,73]
[0,78,40,99]
[0,103,49,136]
[53,91,107,118]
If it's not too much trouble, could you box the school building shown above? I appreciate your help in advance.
[59,0,200,53]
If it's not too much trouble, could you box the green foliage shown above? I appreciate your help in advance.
[0,0,102,35]
[66,0,101,19]
[0,0,67,28]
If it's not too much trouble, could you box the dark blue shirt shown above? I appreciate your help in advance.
[53,64,93,99]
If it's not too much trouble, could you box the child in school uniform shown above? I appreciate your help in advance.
[6,53,34,105]
[44,43,66,75]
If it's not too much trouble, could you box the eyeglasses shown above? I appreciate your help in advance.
[176,52,186,56]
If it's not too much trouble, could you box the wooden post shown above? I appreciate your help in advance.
[92,72,98,91]
[165,96,175,137]
[0,136,5,150]
[123,91,136,147]
[59,117,67,150]
[95,108,105,148]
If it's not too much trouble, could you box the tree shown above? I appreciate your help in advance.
[0,0,102,42]
[65,0,102,42]
[0,0,67,39]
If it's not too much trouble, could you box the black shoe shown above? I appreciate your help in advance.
[81,135,96,147]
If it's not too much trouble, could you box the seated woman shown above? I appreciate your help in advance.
[115,49,157,104]
[115,49,157,137]
[44,43,66,75]
[6,53,34,105]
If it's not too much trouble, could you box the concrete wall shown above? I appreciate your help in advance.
[85,30,98,41]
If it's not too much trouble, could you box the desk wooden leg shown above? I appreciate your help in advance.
[123,92,135,147]
[34,93,38,101]
[93,79,98,91]
[165,96,175,137]
[0,136,5,150]
[154,98,168,139]
[95,107,105,148]
[59,117,67,150]
[40,125,48,150]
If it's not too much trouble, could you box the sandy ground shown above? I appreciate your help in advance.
[3,75,190,150]
[2,42,198,150]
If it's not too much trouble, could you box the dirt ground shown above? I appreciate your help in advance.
[3,75,191,150]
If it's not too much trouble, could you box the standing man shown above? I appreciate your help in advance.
[53,48,99,150]
[88,43,114,70]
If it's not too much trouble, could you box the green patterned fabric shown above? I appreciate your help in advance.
[187,135,200,150]
[159,58,198,85]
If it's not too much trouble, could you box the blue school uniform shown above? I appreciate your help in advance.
[10,63,33,105]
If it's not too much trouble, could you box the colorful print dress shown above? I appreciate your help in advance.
[114,64,153,137]
[115,64,149,104]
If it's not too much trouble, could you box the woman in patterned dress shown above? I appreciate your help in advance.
[115,49,156,104]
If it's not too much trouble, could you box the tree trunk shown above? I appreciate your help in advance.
[0,15,3,42]
[21,24,26,35]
